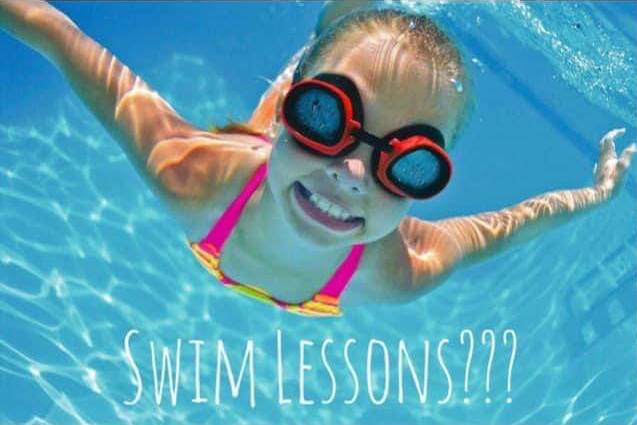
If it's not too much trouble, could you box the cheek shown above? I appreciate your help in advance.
[364,186,411,238]
[269,134,325,187]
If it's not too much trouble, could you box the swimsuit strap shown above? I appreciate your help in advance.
[317,243,366,299]
[199,132,271,251]
[199,161,268,251]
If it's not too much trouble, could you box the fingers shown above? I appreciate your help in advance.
[617,142,637,174]
[599,128,624,164]
[603,128,626,141]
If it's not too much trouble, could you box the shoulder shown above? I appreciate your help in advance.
[341,217,454,307]
[146,130,271,240]
[341,226,414,306]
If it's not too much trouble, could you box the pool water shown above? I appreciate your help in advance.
[0,2,635,424]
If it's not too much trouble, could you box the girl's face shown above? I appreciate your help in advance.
[268,35,463,248]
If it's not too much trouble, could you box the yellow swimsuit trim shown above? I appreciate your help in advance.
[189,241,341,317]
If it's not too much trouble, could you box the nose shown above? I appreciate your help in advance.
[326,158,368,195]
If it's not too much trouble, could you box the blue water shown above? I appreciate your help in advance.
[1,2,636,424]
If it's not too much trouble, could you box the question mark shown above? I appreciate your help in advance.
[503,329,517,403]
[481,329,496,404]
[460,329,474,404]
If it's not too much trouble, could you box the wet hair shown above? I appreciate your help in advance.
[293,7,473,148]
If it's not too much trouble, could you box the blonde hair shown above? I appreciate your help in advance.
[293,7,473,147]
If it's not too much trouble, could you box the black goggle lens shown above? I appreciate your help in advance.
[284,86,345,146]
[391,149,441,189]
[386,148,450,198]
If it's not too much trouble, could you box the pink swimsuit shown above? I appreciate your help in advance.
[188,138,366,317]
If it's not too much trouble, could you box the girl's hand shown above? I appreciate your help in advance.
[593,128,636,197]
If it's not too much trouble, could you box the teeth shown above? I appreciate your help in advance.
[318,198,331,211]
[306,189,353,221]
[327,206,340,219]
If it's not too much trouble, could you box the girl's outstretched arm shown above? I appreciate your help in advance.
[0,0,266,222]
[393,129,636,295]
[0,0,197,171]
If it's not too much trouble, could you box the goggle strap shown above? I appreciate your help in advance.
[350,127,392,153]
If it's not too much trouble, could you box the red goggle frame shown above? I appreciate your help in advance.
[281,75,452,199]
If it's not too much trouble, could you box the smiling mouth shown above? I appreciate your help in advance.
[291,181,365,232]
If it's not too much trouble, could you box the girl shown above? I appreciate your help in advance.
[1,0,634,317]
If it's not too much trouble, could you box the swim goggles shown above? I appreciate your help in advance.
[281,73,452,199]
